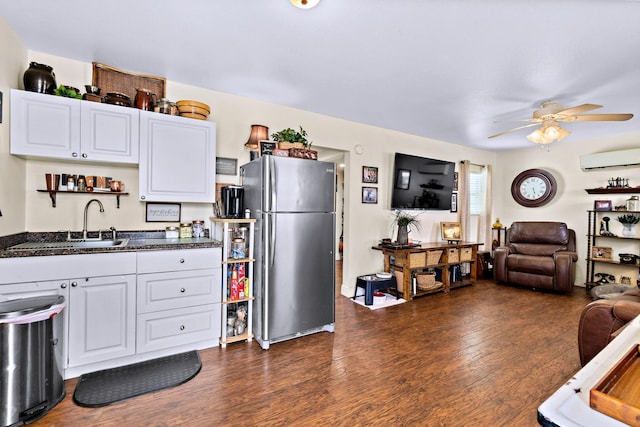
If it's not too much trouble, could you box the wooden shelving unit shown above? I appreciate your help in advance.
[37,189,128,208]
[212,217,256,347]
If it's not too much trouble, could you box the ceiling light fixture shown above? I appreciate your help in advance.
[290,0,320,9]
[526,120,570,145]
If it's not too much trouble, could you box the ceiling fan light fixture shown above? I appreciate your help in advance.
[526,128,549,144]
[290,0,320,9]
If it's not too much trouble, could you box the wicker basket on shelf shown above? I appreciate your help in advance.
[426,250,443,265]
[416,272,443,291]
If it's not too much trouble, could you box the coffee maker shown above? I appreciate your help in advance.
[221,185,244,218]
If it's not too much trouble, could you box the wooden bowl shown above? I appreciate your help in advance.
[177,105,210,117]
[176,100,210,113]
[180,112,208,120]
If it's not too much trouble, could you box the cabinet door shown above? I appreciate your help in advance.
[10,89,81,159]
[139,110,216,202]
[67,275,136,367]
[80,101,139,163]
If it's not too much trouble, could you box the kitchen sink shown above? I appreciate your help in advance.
[7,239,129,251]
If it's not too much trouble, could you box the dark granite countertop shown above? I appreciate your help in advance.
[0,230,222,258]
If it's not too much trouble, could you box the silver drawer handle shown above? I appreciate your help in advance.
[180,325,185,331]
[71,281,78,287]
[179,258,185,263]
[60,283,67,289]
[180,288,186,293]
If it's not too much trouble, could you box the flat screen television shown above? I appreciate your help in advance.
[391,152,455,210]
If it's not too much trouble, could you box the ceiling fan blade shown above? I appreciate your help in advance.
[570,113,633,122]
[555,103,602,117]
[488,123,540,139]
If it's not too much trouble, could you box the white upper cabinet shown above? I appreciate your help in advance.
[139,110,216,202]
[80,101,139,163]
[10,89,139,164]
[10,89,81,158]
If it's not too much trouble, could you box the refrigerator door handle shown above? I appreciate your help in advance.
[269,156,277,212]
[269,214,276,268]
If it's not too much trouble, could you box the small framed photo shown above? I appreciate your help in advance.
[362,187,378,204]
[453,172,459,191]
[259,140,277,156]
[594,200,613,211]
[591,246,612,260]
[216,157,238,176]
[451,192,458,213]
[395,169,411,190]
[362,166,378,184]
[441,222,462,241]
[146,202,181,222]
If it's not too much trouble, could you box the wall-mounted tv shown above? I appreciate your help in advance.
[391,152,455,210]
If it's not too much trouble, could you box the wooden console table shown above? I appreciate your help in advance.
[373,241,481,301]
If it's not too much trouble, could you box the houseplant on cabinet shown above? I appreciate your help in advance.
[393,211,421,245]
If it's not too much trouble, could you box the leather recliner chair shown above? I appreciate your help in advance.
[578,289,640,366]
[494,221,577,293]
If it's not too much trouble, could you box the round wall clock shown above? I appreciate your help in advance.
[511,169,557,207]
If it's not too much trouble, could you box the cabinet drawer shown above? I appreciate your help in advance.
[137,248,221,273]
[136,304,220,353]
[137,268,221,313]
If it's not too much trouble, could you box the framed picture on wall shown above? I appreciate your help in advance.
[594,200,612,211]
[453,172,459,191]
[362,166,378,183]
[451,192,458,213]
[362,187,378,204]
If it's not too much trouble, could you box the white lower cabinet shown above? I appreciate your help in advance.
[0,248,221,379]
[136,248,222,353]
[67,274,136,368]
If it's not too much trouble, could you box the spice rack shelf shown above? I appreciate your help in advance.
[212,217,256,348]
[37,189,129,208]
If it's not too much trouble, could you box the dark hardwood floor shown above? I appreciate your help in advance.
[34,268,593,426]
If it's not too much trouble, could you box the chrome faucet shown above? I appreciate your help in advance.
[83,199,104,239]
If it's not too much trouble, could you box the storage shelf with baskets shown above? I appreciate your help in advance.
[211,217,256,347]
[374,242,482,300]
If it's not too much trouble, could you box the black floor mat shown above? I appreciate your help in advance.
[73,351,201,407]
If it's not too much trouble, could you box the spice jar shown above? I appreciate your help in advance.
[165,226,179,239]
[192,220,205,238]
[179,223,192,238]
[627,196,640,212]
[67,176,75,191]
[154,98,172,114]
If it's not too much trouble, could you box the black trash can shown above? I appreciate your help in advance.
[0,295,65,427]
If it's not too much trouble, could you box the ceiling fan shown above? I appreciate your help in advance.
[489,101,634,145]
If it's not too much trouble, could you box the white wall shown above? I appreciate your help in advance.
[0,16,27,236]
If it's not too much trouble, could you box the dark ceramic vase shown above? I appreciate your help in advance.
[23,62,57,94]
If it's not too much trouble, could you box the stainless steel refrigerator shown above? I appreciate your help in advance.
[241,155,336,350]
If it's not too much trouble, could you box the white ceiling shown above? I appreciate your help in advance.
[2,0,640,151]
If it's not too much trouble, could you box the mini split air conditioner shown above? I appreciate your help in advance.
[580,148,640,170]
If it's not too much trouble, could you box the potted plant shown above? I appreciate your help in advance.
[617,214,640,237]
[271,126,312,149]
[393,211,421,245]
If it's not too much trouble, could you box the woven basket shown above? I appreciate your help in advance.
[416,273,442,291]
[447,248,459,263]
[277,141,304,150]
[460,247,473,262]
[426,250,443,265]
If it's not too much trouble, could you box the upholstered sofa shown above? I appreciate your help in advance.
[578,289,640,366]
[494,221,577,293]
